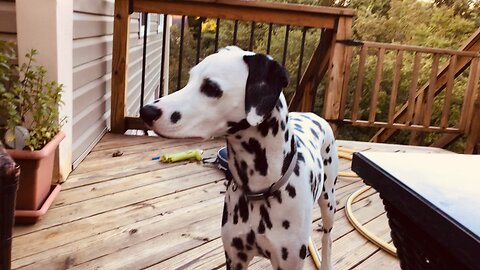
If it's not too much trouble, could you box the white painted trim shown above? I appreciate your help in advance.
[16,0,73,181]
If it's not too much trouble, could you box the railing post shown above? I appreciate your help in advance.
[323,16,353,134]
[111,0,131,133]
[465,97,480,154]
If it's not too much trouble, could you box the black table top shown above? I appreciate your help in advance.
[352,152,480,268]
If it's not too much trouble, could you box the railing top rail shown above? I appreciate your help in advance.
[134,0,356,29]
[184,0,356,16]
[345,40,480,57]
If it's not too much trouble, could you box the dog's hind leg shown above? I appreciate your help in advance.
[318,127,338,270]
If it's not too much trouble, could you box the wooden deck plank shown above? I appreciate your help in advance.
[12,183,225,268]
[10,134,450,270]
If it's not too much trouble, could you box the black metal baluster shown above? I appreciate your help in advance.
[214,18,220,52]
[196,18,203,64]
[233,20,238,45]
[140,12,148,110]
[159,14,168,98]
[296,27,307,88]
[249,22,256,51]
[177,15,186,90]
[282,25,290,67]
[266,23,273,54]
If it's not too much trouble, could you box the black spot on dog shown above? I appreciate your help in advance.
[282,220,290,229]
[233,205,239,224]
[153,99,159,103]
[170,111,182,124]
[282,247,289,260]
[236,263,243,270]
[222,202,228,226]
[238,196,249,223]
[241,138,268,176]
[326,144,331,153]
[280,121,285,131]
[231,237,244,250]
[228,119,251,134]
[324,193,329,200]
[260,205,272,229]
[200,78,223,98]
[257,116,279,137]
[276,99,284,110]
[310,128,319,139]
[297,152,305,163]
[296,136,306,147]
[258,220,266,234]
[273,190,282,204]
[281,138,296,175]
[237,252,248,262]
[247,230,256,246]
[293,163,300,176]
[236,135,242,140]
[286,184,296,198]
[299,245,307,259]
[284,129,289,142]
[311,119,325,134]
[234,159,249,188]
[265,250,271,259]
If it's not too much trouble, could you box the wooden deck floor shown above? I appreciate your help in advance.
[11,134,449,270]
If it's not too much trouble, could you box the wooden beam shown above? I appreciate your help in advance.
[111,0,130,134]
[368,47,385,123]
[134,0,355,29]
[125,117,148,131]
[430,133,462,149]
[341,119,462,134]
[440,55,457,128]
[135,0,354,29]
[351,45,367,122]
[388,50,403,125]
[289,29,333,111]
[465,97,480,154]
[323,17,353,130]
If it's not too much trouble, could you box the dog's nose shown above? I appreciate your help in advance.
[140,105,163,126]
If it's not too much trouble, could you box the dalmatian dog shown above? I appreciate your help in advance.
[140,46,338,270]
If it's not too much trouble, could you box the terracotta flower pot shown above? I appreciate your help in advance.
[6,131,64,224]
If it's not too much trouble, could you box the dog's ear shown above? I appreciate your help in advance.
[243,54,289,126]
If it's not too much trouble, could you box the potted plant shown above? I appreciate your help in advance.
[0,41,65,224]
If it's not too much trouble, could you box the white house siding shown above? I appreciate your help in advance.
[0,0,16,42]
[72,0,164,167]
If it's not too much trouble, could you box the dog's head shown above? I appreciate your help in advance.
[140,46,289,139]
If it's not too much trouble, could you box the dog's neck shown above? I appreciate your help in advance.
[226,94,296,193]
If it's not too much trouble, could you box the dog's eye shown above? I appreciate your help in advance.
[200,78,223,98]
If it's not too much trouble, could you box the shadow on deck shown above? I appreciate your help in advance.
[11,134,449,269]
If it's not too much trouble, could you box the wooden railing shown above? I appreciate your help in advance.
[329,38,480,153]
[111,0,355,132]
[110,0,479,153]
